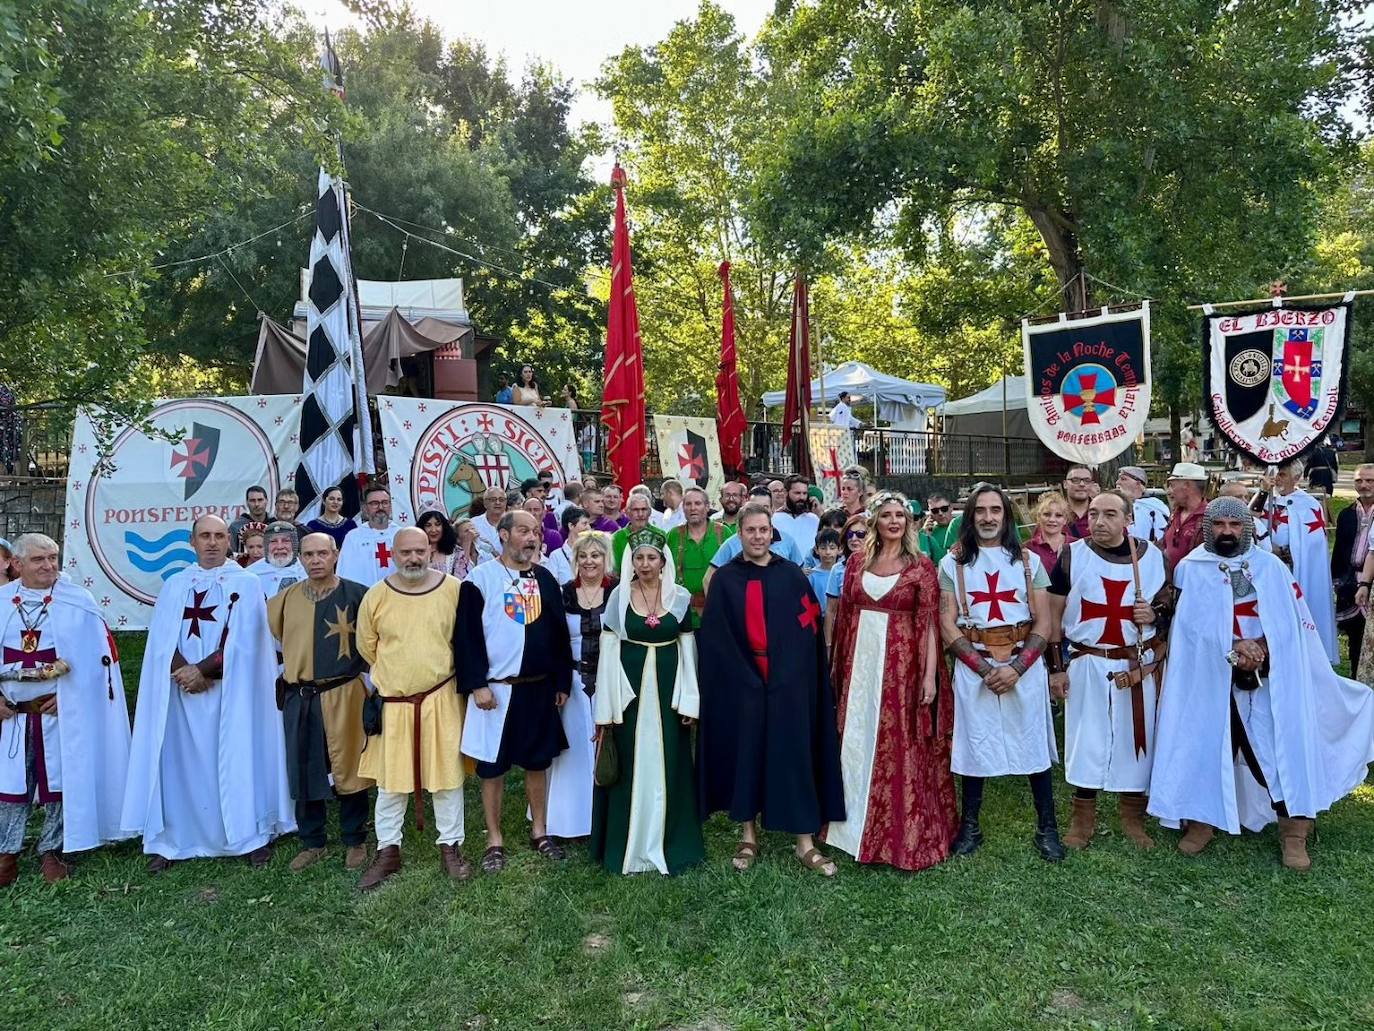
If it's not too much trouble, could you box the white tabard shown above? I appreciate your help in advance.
[1149,545,1374,833]
[1264,489,1337,662]
[1060,539,1166,792]
[246,558,305,598]
[0,580,131,851]
[120,563,294,858]
[337,525,400,587]
[939,546,1057,777]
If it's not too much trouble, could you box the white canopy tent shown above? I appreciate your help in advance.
[760,361,946,429]
[941,375,1036,439]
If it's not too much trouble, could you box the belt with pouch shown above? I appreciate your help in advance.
[965,621,1031,663]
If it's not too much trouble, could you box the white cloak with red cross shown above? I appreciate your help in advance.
[1060,539,1166,792]
[337,524,401,588]
[1149,545,1374,834]
[0,579,131,852]
[1263,489,1337,663]
[939,546,1057,777]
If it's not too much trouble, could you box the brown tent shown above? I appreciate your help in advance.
[250,307,474,395]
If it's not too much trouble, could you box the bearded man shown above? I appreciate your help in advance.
[247,521,306,598]
[711,481,747,529]
[772,475,820,554]
[337,484,400,587]
[1149,497,1374,870]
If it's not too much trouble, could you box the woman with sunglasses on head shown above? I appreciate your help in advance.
[1025,491,1070,576]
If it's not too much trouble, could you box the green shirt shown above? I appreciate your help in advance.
[921,515,962,565]
[667,522,735,597]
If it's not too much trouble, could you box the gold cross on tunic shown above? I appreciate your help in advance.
[323,605,355,661]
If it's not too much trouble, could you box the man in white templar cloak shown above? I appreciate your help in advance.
[0,534,131,887]
[337,484,400,587]
[121,515,294,872]
[1149,497,1374,871]
[1258,460,1337,662]
[1047,491,1171,852]
[246,521,306,599]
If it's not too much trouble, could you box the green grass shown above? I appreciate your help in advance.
[2,636,1374,1029]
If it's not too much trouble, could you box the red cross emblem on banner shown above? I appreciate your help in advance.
[1080,577,1134,647]
[820,448,844,494]
[970,571,1018,621]
[1281,338,1314,408]
[375,540,393,567]
[476,413,495,432]
[475,452,511,488]
[2,629,57,669]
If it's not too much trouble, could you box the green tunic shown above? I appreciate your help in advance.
[590,608,704,875]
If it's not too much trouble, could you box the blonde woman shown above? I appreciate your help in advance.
[450,517,482,580]
[1025,491,1070,575]
[823,492,957,871]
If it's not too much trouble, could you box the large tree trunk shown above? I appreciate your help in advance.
[1026,206,1089,312]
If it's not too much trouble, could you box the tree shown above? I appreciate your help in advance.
[757,0,1363,438]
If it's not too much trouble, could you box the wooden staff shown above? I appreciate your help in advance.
[1127,536,1145,669]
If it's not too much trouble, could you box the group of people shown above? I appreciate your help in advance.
[2,450,1372,889]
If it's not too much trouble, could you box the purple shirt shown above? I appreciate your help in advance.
[543,528,564,554]
[592,517,620,534]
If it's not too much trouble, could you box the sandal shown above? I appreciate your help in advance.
[731,841,760,872]
[529,835,566,861]
[796,847,838,878]
[481,845,507,873]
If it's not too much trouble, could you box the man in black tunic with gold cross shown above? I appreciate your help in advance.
[267,532,374,872]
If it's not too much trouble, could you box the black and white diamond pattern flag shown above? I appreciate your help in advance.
[293,168,373,520]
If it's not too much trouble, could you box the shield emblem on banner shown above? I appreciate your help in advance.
[1222,329,1274,425]
[677,429,710,488]
[1273,328,1322,420]
[170,422,221,500]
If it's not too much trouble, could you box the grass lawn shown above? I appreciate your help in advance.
[3,634,1374,1030]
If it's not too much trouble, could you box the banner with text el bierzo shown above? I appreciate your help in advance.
[1202,298,1352,466]
[1022,303,1151,466]
[65,395,304,631]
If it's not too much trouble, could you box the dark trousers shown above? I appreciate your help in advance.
[1340,613,1366,673]
[296,789,370,848]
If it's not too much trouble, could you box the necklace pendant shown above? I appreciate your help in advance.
[645,612,661,628]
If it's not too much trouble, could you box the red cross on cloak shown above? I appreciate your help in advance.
[182,589,217,639]
[969,570,1018,621]
[798,593,821,633]
[1080,576,1135,647]
[2,628,58,669]
[1305,506,1326,535]
[1269,505,1289,531]
[1232,599,1259,638]
[375,540,392,567]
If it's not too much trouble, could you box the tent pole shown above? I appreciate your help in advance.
[1002,369,1011,479]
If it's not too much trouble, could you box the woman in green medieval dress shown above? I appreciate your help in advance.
[590,526,704,875]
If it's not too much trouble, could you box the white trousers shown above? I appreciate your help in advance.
[375,787,464,850]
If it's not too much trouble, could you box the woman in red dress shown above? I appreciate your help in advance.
[824,493,958,871]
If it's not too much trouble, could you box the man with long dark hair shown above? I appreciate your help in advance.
[937,485,1063,861]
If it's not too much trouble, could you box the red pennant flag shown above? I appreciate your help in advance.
[715,260,747,474]
[601,164,647,491]
[782,273,813,477]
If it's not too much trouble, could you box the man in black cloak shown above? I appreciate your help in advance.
[696,502,845,875]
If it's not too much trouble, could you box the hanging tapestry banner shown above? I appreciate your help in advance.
[808,425,857,505]
[1203,298,1352,466]
[652,415,725,504]
[379,398,581,524]
[1022,303,1151,466]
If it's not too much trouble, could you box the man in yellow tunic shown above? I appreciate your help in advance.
[355,527,468,890]
[267,533,373,873]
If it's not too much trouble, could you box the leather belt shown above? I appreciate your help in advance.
[1068,638,1166,661]
[381,676,453,831]
[11,694,54,715]
[1068,639,1168,758]
[491,675,544,685]
[282,675,354,700]
[966,621,1031,663]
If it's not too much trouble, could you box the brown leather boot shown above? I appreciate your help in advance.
[1277,816,1313,871]
[1178,821,1215,855]
[1062,796,1096,849]
[289,847,327,872]
[39,851,70,883]
[1118,795,1155,850]
[439,844,473,882]
[0,853,17,887]
[344,845,369,870]
[358,845,402,891]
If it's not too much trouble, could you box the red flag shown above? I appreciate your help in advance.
[782,273,813,477]
[601,164,647,491]
[715,260,747,473]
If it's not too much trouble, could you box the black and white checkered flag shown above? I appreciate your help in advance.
[293,168,373,520]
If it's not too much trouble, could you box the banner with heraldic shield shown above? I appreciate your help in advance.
[1203,298,1352,465]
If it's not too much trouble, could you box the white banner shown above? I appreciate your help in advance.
[808,425,857,505]
[652,415,725,504]
[1204,300,1352,466]
[1022,303,1151,466]
[378,398,581,523]
[64,394,304,631]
